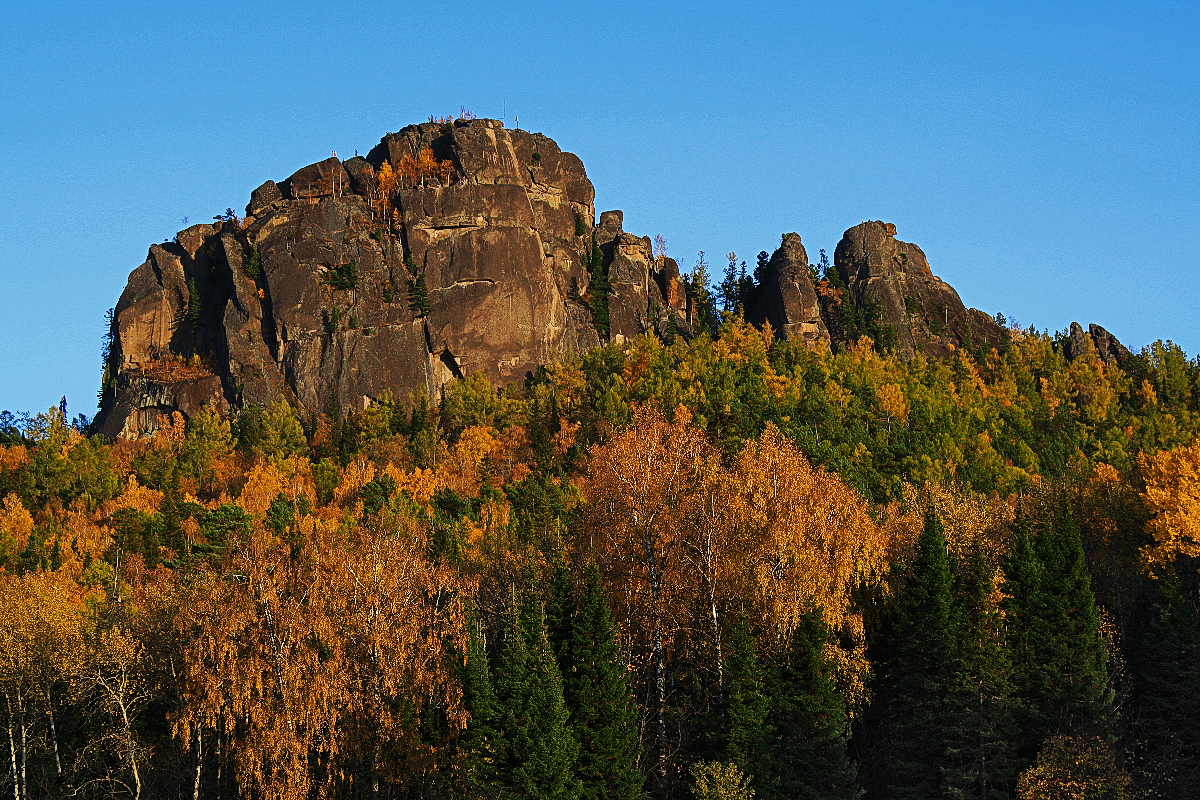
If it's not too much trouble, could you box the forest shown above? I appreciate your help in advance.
[2,310,1199,800]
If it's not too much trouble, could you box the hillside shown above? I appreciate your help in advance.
[1,119,1198,800]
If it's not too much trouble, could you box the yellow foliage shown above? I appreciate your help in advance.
[1140,441,1200,569]
[0,444,28,471]
[878,382,910,424]
[116,474,163,515]
[0,493,34,553]
[736,425,887,640]
[239,462,287,516]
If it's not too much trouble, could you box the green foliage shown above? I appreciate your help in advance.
[720,618,769,777]
[198,503,252,554]
[411,271,431,318]
[587,236,610,339]
[575,213,588,238]
[360,473,396,517]
[266,492,295,538]
[688,252,720,337]
[1004,503,1113,759]
[757,613,859,800]
[326,305,341,334]
[325,259,359,290]
[188,276,201,323]
[944,548,1020,799]
[882,513,957,799]
[494,593,582,800]
[245,248,263,281]
[563,565,646,800]
[460,625,505,796]
[233,398,308,461]
[1128,571,1200,796]
[443,373,520,436]
[314,457,340,506]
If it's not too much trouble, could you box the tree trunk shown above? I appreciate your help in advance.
[192,723,203,800]
[16,691,25,800]
[117,696,141,800]
[5,695,18,800]
[44,681,61,777]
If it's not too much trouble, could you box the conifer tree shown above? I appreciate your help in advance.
[545,563,576,673]
[565,565,646,800]
[757,612,859,800]
[1004,507,1112,761]
[720,618,769,778]
[494,593,581,800]
[944,548,1019,799]
[1129,572,1200,796]
[461,624,504,797]
[882,512,957,799]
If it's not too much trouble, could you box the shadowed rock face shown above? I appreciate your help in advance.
[94,119,683,439]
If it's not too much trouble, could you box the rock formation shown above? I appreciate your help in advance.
[94,119,686,439]
[1062,322,1132,367]
[95,121,1134,440]
[746,233,830,350]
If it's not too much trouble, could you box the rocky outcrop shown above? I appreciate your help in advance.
[831,220,1007,357]
[94,119,683,439]
[746,233,829,350]
[1062,322,1132,367]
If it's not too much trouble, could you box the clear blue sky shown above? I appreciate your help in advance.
[1,1,1197,417]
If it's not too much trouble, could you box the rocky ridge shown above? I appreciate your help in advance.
[94,121,1130,439]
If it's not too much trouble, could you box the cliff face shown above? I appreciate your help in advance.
[95,122,1131,440]
[94,119,687,439]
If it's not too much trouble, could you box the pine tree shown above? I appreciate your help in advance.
[565,565,646,800]
[495,593,581,800]
[545,563,576,673]
[943,548,1019,800]
[882,512,957,799]
[1004,506,1112,761]
[588,236,610,339]
[757,612,859,800]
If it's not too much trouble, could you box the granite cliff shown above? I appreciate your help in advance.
[94,120,1128,439]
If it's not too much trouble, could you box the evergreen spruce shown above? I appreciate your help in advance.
[758,612,859,800]
[545,562,577,673]
[411,269,431,318]
[461,624,504,797]
[882,512,957,799]
[495,593,582,800]
[1129,571,1200,797]
[1004,506,1112,761]
[944,548,1019,799]
[720,618,769,778]
[565,564,646,800]
[588,236,610,338]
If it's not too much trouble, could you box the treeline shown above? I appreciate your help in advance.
[1,317,1199,799]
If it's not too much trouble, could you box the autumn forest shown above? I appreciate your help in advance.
[2,316,1200,800]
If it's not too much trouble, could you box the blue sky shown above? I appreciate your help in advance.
[1,1,1197,416]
